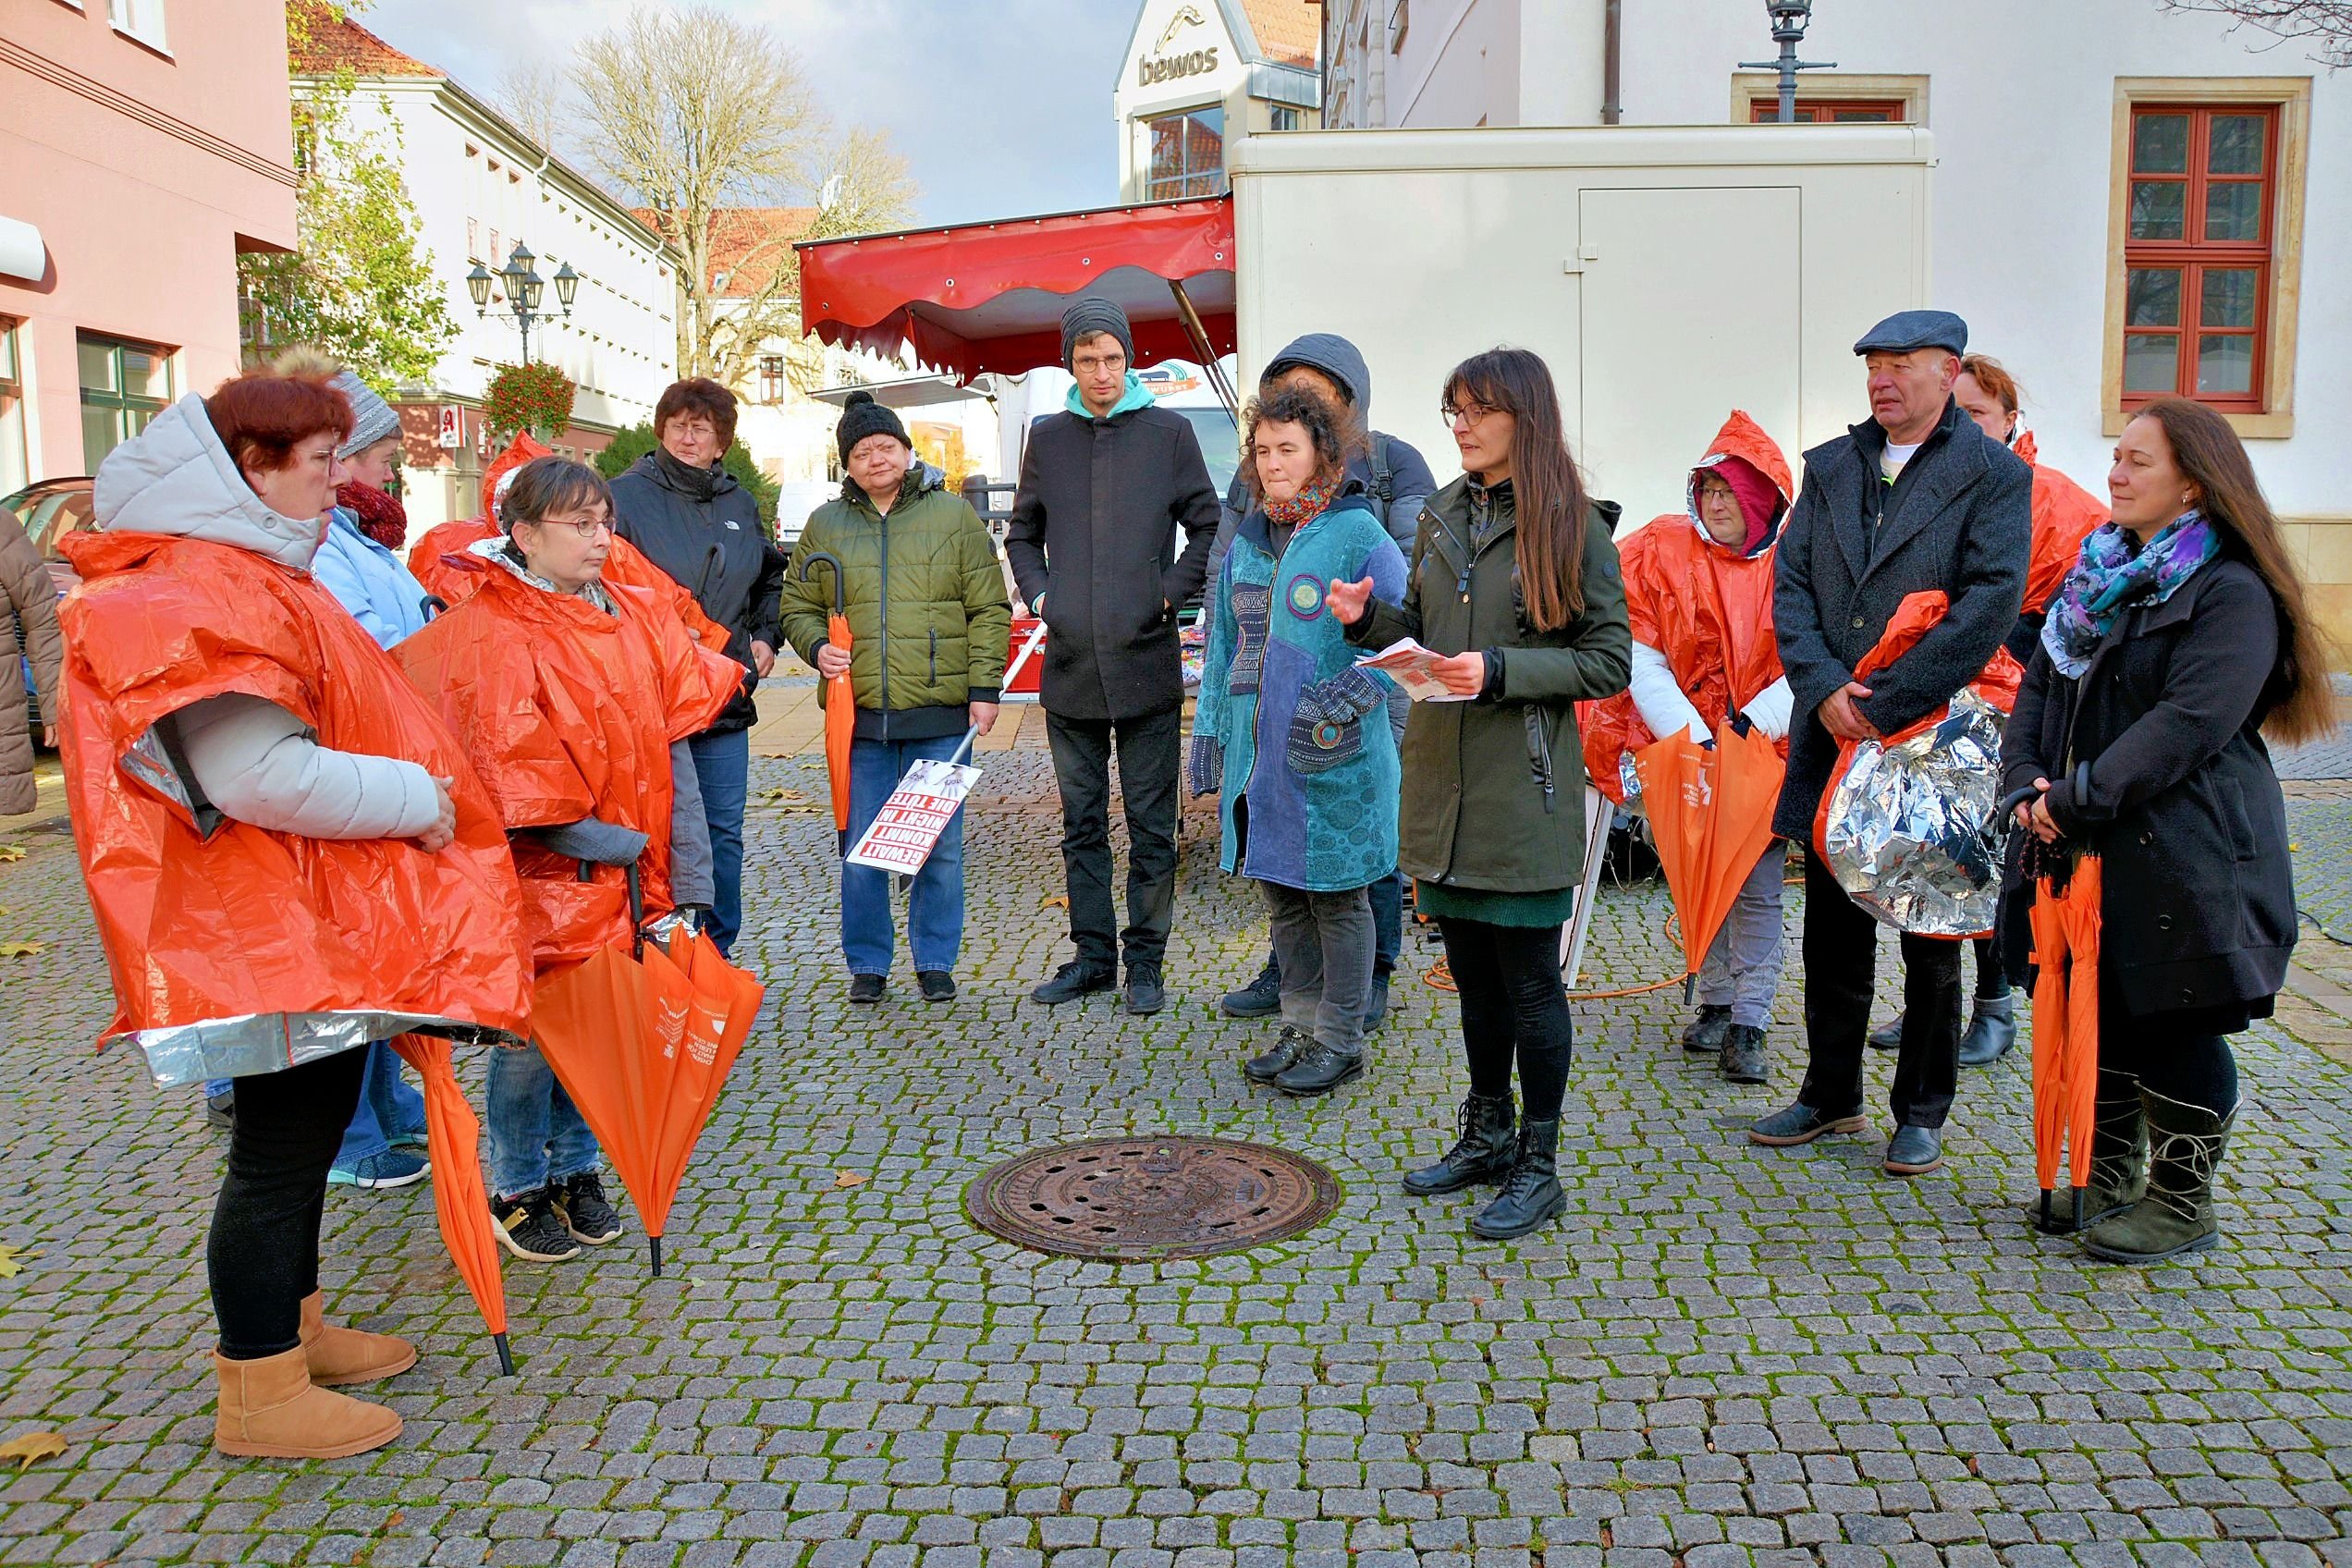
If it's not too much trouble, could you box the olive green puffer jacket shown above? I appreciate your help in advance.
[781,471,1013,742]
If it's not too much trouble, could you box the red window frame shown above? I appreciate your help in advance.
[1748,98,1906,124]
[2121,104,2277,412]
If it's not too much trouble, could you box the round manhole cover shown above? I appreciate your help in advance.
[966,1135,1342,1261]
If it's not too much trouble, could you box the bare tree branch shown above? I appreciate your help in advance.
[2159,0,2352,67]
[490,57,572,159]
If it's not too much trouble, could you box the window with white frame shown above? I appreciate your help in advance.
[108,0,167,51]
[0,321,27,496]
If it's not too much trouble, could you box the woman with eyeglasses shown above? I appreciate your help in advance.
[1330,347,1631,1239]
[397,457,742,1266]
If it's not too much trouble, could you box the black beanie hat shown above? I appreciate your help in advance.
[837,389,909,464]
[1060,296,1134,370]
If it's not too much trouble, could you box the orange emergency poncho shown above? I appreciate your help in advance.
[395,556,742,974]
[2014,430,2110,618]
[406,434,551,593]
[1580,410,1794,804]
[419,532,734,654]
[56,533,533,1085]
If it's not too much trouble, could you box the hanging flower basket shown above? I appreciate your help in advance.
[484,361,576,442]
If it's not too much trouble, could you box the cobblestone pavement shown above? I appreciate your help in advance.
[4,753,2352,1568]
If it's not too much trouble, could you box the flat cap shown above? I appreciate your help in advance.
[1852,309,1967,358]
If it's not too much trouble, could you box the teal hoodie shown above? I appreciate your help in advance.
[1065,372,1157,421]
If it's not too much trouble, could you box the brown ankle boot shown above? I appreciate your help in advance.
[299,1292,417,1388]
[214,1347,402,1459]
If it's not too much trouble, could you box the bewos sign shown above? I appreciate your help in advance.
[1138,4,1219,86]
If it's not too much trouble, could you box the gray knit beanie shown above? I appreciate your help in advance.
[836,389,910,463]
[1060,297,1134,370]
[328,370,401,459]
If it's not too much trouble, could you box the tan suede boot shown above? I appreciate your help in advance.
[214,1347,402,1459]
[299,1292,417,1388]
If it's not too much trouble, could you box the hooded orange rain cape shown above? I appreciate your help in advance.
[2014,429,2109,620]
[55,397,533,1085]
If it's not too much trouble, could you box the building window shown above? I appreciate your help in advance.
[108,0,166,50]
[467,217,481,261]
[2103,79,2309,436]
[2121,104,2274,409]
[759,354,786,404]
[1733,74,1928,125]
[79,334,174,472]
[1390,0,1409,52]
[0,321,26,496]
[1747,98,1905,123]
[1140,105,1225,201]
[1268,105,1300,132]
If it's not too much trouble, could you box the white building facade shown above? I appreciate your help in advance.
[1115,0,1325,202]
[294,20,680,533]
[1315,0,2352,639]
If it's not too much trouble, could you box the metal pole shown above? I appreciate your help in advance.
[1601,0,1623,125]
[1167,278,1241,428]
[1778,36,1797,124]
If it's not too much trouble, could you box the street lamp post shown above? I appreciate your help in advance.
[465,242,580,364]
[1739,0,1836,125]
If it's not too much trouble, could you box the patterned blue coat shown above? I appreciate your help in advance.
[1196,492,1408,892]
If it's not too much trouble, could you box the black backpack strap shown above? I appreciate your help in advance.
[1368,435,1394,504]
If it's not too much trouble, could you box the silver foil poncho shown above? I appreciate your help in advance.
[1819,689,2008,937]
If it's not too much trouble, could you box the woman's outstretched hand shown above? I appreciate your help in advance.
[1326,576,1375,625]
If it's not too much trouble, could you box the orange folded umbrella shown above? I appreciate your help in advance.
[797,551,855,838]
[649,930,766,1236]
[388,1035,513,1376]
[1634,719,1784,992]
[2028,853,2102,1231]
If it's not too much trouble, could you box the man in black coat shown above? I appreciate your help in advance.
[1006,298,1221,1014]
[1749,310,2030,1178]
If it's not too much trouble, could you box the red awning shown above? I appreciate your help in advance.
[794,196,1235,383]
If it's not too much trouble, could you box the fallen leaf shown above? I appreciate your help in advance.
[833,1170,867,1189]
[0,845,23,863]
[0,942,44,959]
[1041,894,1068,910]
[0,1431,66,1471]
[0,1244,30,1278]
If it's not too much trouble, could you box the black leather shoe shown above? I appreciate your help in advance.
[1468,1117,1566,1240]
[1719,1023,1769,1084]
[1031,962,1115,1005]
[204,1091,236,1131]
[1867,1014,1904,1051]
[1957,993,2016,1068]
[1682,1004,1733,1054]
[848,973,886,1004]
[1747,1101,1867,1146]
[1243,1025,1309,1085]
[917,970,957,1002]
[1363,971,1391,1033]
[1403,1093,1516,1195]
[1273,1040,1363,1097]
[1220,956,1282,1018]
[1125,963,1167,1015]
[1884,1123,1944,1176]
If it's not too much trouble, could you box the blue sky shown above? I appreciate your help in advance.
[360,0,1139,225]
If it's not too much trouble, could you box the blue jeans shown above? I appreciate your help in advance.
[843,733,968,975]
[332,1040,428,1168]
[485,1043,598,1200]
[689,727,750,956]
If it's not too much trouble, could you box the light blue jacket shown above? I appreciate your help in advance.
[312,508,432,650]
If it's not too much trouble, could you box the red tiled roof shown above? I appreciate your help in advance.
[1238,0,1319,69]
[286,2,441,78]
[633,206,819,298]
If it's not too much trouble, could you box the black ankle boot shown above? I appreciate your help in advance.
[1956,991,2017,1068]
[1402,1093,1516,1195]
[1469,1117,1565,1239]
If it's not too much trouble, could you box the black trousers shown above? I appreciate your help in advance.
[1436,917,1575,1121]
[1798,848,1961,1129]
[208,1047,368,1359]
[2098,976,2243,1117]
[1045,705,1182,972]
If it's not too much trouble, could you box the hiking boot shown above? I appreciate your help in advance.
[328,1150,430,1191]
[2081,1090,2235,1264]
[2035,1067,2149,1235]
[1243,1024,1310,1085]
[1403,1093,1517,1195]
[214,1347,401,1460]
[1682,1004,1733,1054]
[848,973,886,1004]
[1719,1023,1769,1084]
[1883,1123,1944,1177]
[1125,962,1167,1016]
[1957,991,2017,1068]
[554,1170,625,1245]
[1272,1039,1364,1097]
[492,1187,581,1262]
[1469,1117,1566,1239]
[917,970,957,1002]
[1867,1013,1904,1051]
[1363,970,1391,1033]
[1220,955,1282,1018]
[1748,1101,1867,1146]
[1031,962,1114,1006]
[205,1091,236,1131]
[298,1291,416,1388]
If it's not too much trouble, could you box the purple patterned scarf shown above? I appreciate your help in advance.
[2041,509,2220,679]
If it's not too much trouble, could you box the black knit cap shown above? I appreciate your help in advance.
[1060,296,1134,370]
[837,389,909,463]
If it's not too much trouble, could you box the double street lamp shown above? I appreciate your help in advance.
[1740,1,1836,125]
[466,241,580,364]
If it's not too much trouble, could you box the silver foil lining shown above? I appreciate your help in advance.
[1820,688,2007,937]
[134,1011,524,1088]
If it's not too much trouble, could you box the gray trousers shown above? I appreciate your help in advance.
[1261,880,1375,1058]
[1697,846,1788,1029]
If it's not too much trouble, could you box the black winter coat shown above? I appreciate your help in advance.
[1772,398,2031,839]
[609,451,788,734]
[1004,404,1221,721]
[2001,556,2296,1016]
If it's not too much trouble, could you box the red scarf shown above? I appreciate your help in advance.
[337,481,410,551]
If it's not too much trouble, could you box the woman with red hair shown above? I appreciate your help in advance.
[57,356,531,1459]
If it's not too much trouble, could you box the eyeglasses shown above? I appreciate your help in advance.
[1440,399,1497,428]
[525,513,612,539]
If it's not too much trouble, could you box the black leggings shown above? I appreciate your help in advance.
[2097,982,2242,1117]
[207,1048,368,1359]
[1437,917,1574,1121]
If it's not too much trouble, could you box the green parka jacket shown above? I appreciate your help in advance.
[781,469,1013,742]
[1347,475,1632,893]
